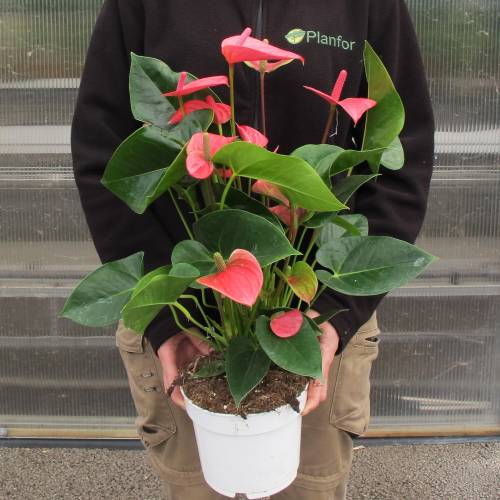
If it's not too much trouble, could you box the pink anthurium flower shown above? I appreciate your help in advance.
[252,180,289,205]
[222,27,305,65]
[237,124,269,148]
[303,70,377,126]
[197,249,263,307]
[186,132,237,179]
[215,167,233,179]
[270,309,303,338]
[269,204,307,227]
[169,96,231,125]
[162,72,228,97]
[251,180,306,226]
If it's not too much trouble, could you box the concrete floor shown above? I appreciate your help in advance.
[0,442,498,499]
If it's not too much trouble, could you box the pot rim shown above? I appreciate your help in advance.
[180,382,309,419]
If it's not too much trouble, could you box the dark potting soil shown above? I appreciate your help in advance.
[178,354,309,417]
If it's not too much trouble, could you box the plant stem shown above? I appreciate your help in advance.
[217,123,223,136]
[168,305,218,349]
[180,294,224,334]
[260,71,267,137]
[321,105,337,144]
[168,189,193,239]
[172,303,217,339]
[219,174,236,209]
[310,283,327,306]
[303,228,320,263]
[229,63,236,136]
[178,96,186,117]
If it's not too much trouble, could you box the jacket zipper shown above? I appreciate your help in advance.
[251,0,264,130]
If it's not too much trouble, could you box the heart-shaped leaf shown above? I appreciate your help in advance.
[212,141,346,212]
[226,336,271,406]
[311,307,351,327]
[102,113,212,214]
[362,42,405,154]
[291,144,344,184]
[171,240,215,276]
[59,252,144,327]
[129,53,217,129]
[193,209,299,266]
[316,236,438,295]
[318,214,369,246]
[330,148,387,176]
[381,136,405,170]
[122,263,200,332]
[287,262,318,304]
[303,211,339,228]
[255,315,322,379]
[212,184,280,226]
[333,174,380,204]
[192,358,226,379]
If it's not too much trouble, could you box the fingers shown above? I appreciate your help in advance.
[184,327,213,356]
[170,386,186,410]
[157,328,213,411]
[301,378,328,416]
[304,308,320,319]
[158,333,183,394]
[302,308,335,416]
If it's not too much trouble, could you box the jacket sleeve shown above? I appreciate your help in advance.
[314,0,435,352]
[71,0,198,354]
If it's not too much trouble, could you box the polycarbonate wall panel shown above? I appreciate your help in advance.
[0,1,498,437]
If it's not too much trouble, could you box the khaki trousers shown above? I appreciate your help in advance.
[115,311,380,500]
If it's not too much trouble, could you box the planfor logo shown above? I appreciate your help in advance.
[285,28,356,51]
[285,28,306,45]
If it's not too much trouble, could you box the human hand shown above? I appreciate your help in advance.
[301,308,340,416]
[157,327,213,410]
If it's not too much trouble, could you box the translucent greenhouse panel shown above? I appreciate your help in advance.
[0,1,498,437]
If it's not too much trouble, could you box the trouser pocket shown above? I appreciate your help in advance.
[115,320,176,449]
[329,311,380,437]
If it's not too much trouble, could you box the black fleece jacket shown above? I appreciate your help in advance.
[71,0,434,355]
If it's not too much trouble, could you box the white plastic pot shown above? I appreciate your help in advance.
[181,385,308,499]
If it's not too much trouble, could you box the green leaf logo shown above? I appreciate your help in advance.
[285,28,306,45]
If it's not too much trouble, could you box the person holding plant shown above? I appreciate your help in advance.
[70,0,435,498]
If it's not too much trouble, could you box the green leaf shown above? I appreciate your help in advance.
[212,142,346,212]
[330,148,387,175]
[311,307,350,327]
[59,252,144,327]
[192,358,226,379]
[318,214,369,246]
[291,144,344,184]
[362,42,405,153]
[129,53,216,129]
[212,184,280,226]
[303,211,339,228]
[130,265,171,299]
[316,236,438,295]
[226,336,271,407]
[122,264,199,332]
[255,315,322,379]
[193,209,300,267]
[333,174,380,204]
[102,113,212,214]
[381,137,405,170]
[171,240,215,276]
[288,261,318,303]
[293,144,387,179]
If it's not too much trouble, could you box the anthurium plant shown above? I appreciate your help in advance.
[61,28,437,408]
